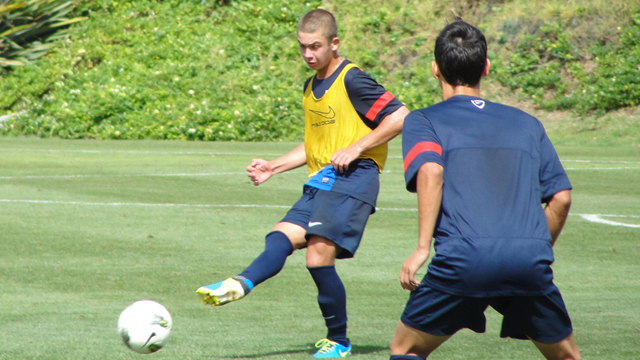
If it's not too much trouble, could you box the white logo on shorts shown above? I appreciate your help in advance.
[308,222,322,227]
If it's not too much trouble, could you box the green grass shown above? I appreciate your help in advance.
[0,136,639,359]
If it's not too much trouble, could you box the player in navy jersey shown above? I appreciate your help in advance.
[197,9,409,358]
[388,20,581,360]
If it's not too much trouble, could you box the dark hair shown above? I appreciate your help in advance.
[297,9,338,41]
[434,20,487,87]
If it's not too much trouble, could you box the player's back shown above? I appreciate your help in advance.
[423,95,550,240]
[409,95,571,296]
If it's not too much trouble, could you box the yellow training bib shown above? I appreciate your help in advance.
[303,63,387,176]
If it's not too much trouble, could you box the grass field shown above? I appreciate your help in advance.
[1,136,639,359]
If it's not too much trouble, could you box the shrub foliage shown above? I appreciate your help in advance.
[1,0,317,140]
[494,14,640,116]
[0,0,639,140]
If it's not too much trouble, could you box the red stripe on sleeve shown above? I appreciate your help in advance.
[403,142,443,172]
[365,91,395,121]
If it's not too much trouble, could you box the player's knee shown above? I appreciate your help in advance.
[305,251,334,267]
[271,222,306,249]
[389,334,421,358]
[388,336,404,354]
[305,237,339,266]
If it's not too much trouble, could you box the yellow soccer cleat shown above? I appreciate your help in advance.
[196,276,251,306]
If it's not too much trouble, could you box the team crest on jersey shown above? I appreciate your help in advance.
[471,100,485,109]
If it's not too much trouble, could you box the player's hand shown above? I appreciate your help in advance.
[330,144,363,173]
[246,159,273,186]
[399,247,430,291]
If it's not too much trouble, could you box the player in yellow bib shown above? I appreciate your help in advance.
[198,9,409,358]
[304,61,388,176]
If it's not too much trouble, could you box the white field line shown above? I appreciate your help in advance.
[0,166,635,179]
[577,214,640,228]
[0,148,282,156]
[0,199,290,209]
[563,168,639,170]
[1,198,638,228]
[0,172,246,180]
[1,149,639,165]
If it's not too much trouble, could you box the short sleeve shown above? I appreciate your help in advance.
[538,126,572,202]
[402,110,443,192]
[344,68,404,126]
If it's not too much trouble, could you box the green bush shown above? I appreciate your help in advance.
[0,0,639,141]
[494,13,640,115]
[1,0,318,140]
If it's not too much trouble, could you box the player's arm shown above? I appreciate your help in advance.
[544,189,571,246]
[330,67,408,172]
[331,106,408,172]
[400,162,443,291]
[247,142,306,186]
[537,121,572,246]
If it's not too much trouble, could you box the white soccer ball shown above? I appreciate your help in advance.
[117,300,173,354]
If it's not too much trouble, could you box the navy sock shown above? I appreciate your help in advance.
[238,231,293,288]
[390,356,425,360]
[308,265,349,347]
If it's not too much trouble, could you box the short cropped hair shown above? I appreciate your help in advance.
[434,20,487,87]
[297,9,338,41]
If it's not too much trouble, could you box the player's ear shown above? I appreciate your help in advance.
[431,61,440,79]
[482,59,491,77]
[331,37,340,52]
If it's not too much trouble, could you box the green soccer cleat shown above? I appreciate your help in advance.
[312,339,351,358]
[196,276,252,306]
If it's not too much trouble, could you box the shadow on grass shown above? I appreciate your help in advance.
[219,344,388,358]
[352,344,389,355]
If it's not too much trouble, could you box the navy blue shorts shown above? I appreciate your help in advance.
[281,185,374,259]
[401,284,573,344]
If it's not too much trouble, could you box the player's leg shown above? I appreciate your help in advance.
[531,333,581,360]
[305,190,373,358]
[391,286,489,359]
[306,235,349,358]
[197,188,315,306]
[492,285,580,360]
[237,222,307,286]
[196,222,306,306]
[389,321,451,359]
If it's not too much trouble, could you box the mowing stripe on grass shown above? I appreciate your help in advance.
[561,159,640,164]
[2,148,640,165]
[0,166,637,180]
[2,199,639,228]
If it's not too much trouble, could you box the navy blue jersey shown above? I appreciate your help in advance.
[402,95,572,297]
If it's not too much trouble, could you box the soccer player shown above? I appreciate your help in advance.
[197,9,409,359]
[389,20,581,360]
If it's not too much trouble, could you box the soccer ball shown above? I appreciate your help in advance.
[117,300,173,354]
